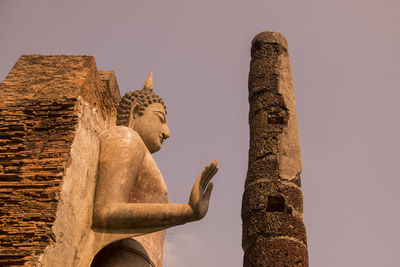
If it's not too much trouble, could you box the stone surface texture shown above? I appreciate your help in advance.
[242,32,309,266]
[0,55,120,266]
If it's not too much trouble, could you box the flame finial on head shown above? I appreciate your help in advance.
[143,69,153,91]
[117,69,166,126]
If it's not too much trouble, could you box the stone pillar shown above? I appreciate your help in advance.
[242,32,309,266]
[0,55,120,266]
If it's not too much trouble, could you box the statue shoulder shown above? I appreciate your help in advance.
[99,126,146,151]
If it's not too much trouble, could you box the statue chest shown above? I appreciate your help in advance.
[128,152,170,204]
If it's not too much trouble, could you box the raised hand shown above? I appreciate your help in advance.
[188,160,219,220]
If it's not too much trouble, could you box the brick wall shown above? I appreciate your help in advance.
[0,55,120,265]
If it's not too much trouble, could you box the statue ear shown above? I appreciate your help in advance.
[128,102,140,129]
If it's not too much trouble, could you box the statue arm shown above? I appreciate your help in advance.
[94,202,195,229]
[94,160,218,230]
[93,127,217,231]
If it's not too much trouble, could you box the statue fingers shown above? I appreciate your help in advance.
[207,160,218,173]
[209,160,218,176]
[203,165,218,188]
[201,162,214,178]
[212,159,218,167]
[200,160,218,189]
[197,171,208,190]
[200,163,213,188]
[202,182,214,203]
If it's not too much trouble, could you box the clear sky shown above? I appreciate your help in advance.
[1,1,399,266]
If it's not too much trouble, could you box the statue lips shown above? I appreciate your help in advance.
[159,135,164,145]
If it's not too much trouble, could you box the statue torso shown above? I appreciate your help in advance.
[129,151,169,204]
[129,148,170,267]
[96,126,170,267]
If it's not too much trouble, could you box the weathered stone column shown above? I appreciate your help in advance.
[242,32,308,266]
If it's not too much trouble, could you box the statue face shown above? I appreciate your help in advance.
[132,103,170,153]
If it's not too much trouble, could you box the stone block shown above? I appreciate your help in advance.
[249,110,286,140]
[246,156,279,184]
[242,212,307,251]
[242,180,303,217]
[249,136,279,163]
[248,90,286,120]
[244,237,308,267]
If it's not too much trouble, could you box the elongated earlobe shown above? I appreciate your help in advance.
[128,102,140,129]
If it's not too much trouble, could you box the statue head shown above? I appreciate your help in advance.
[117,70,170,153]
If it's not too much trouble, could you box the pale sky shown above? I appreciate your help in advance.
[1,1,399,266]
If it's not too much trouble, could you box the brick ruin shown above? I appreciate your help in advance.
[242,32,309,266]
[0,55,120,265]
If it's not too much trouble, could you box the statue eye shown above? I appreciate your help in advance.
[154,111,165,123]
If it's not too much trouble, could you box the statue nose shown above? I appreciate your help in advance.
[162,126,170,140]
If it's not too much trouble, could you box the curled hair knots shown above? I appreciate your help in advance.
[116,88,167,126]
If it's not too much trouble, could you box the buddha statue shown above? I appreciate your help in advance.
[91,71,218,266]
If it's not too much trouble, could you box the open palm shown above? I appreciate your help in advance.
[188,160,219,220]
